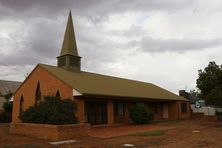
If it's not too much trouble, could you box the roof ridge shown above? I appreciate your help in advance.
[38,63,186,101]
[39,63,153,85]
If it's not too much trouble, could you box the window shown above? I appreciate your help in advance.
[56,90,61,99]
[114,102,124,116]
[35,82,41,105]
[181,103,187,113]
[19,95,24,118]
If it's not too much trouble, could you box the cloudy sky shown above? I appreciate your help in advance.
[1,0,222,94]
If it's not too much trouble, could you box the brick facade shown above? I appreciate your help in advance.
[11,65,190,136]
[191,112,217,122]
[12,65,76,123]
[10,123,90,140]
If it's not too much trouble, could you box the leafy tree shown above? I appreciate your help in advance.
[0,112,11,123]
[3,102,13,113]
[129,103,154,124]
[4,92,13,102]
[190,89,200,98]
[21,96,78,125]
[0,92,13,122]
[196,61,222,106]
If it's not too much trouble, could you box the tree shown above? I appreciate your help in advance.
[196,61,222,106]
[3,92,13,113]
[0,92,13,123]
[190,89,200,98]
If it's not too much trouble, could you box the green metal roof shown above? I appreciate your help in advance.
[39,64,187,101]
[60,11,78,56]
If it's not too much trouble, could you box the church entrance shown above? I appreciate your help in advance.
[85,101,107,125]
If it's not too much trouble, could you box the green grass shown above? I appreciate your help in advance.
[155,120,179,125]
[129,130,167,137]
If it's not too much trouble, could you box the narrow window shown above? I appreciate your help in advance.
[35,82,41,104]
[114,102,125,116]
[56,90,61,99]
[19,95,24,118]
[181,103,187,113]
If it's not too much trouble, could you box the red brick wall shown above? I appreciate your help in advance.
[10,123,90,140]
[113,101,191,123]
[107,100,114,125]
[168,102,179,119]
[178,101,190,119]
[75,98,85,124]
[168,101,191,120]
[192,112,217,122]
[12,66,73,123]
[114,102,132,124]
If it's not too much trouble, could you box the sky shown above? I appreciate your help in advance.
[1,0,222,94]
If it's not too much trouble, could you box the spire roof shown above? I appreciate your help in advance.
[60,11,78,56]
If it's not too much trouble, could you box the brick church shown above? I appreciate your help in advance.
[11,11,190,126]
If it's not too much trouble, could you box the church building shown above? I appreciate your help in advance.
[11,12,190,125]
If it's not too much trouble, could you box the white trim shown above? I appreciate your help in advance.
[73,89,82,96]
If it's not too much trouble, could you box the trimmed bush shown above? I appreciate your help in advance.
[3,102,13,113]
[216,111,222,121]
[0,112,12,123]
[21,96,78,125]
[129,103,154,124]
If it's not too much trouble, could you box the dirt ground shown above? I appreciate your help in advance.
[1,120,222,148]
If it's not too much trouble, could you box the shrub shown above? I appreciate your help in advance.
[216,111,222,121]
[129,103,154,124]
[4,92,13,101]
[0,93,13,123]
[3,102,13,113]
[0,112,12,123]
[21,96,78,125]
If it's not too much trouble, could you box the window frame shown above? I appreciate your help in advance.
[56,90,61,99]
[114,102,125,116]
[35,81,41,105]
[181,102,187,113]
[19,95,24,118]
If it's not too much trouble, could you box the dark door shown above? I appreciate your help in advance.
[85,101,107,125]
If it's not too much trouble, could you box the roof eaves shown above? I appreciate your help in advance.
[81,93,187,101]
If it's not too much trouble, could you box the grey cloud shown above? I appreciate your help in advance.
[131,37,222,53]
[0,18,63,66]
[0,0,196,21]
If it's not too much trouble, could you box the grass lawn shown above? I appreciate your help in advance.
[129,129,167,136]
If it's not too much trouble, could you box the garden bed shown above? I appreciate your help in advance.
[10,123,90,140]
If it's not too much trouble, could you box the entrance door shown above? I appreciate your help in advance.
[85,101,107,125]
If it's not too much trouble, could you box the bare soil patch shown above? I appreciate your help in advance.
[1,120,222,148]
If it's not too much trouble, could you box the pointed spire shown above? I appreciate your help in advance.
[57,11,81,72]
[60,10,78,56]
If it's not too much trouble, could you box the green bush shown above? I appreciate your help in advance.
[129,103,154,124]
[3,102,13,113]
[216,111,222,121]
[0,112,11,123]
[4,92,13,101]
[21,96,78,125]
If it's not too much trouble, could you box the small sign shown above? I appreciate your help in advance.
[195,101,201,108]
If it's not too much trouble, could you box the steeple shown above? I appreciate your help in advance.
[57,11,81,72]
